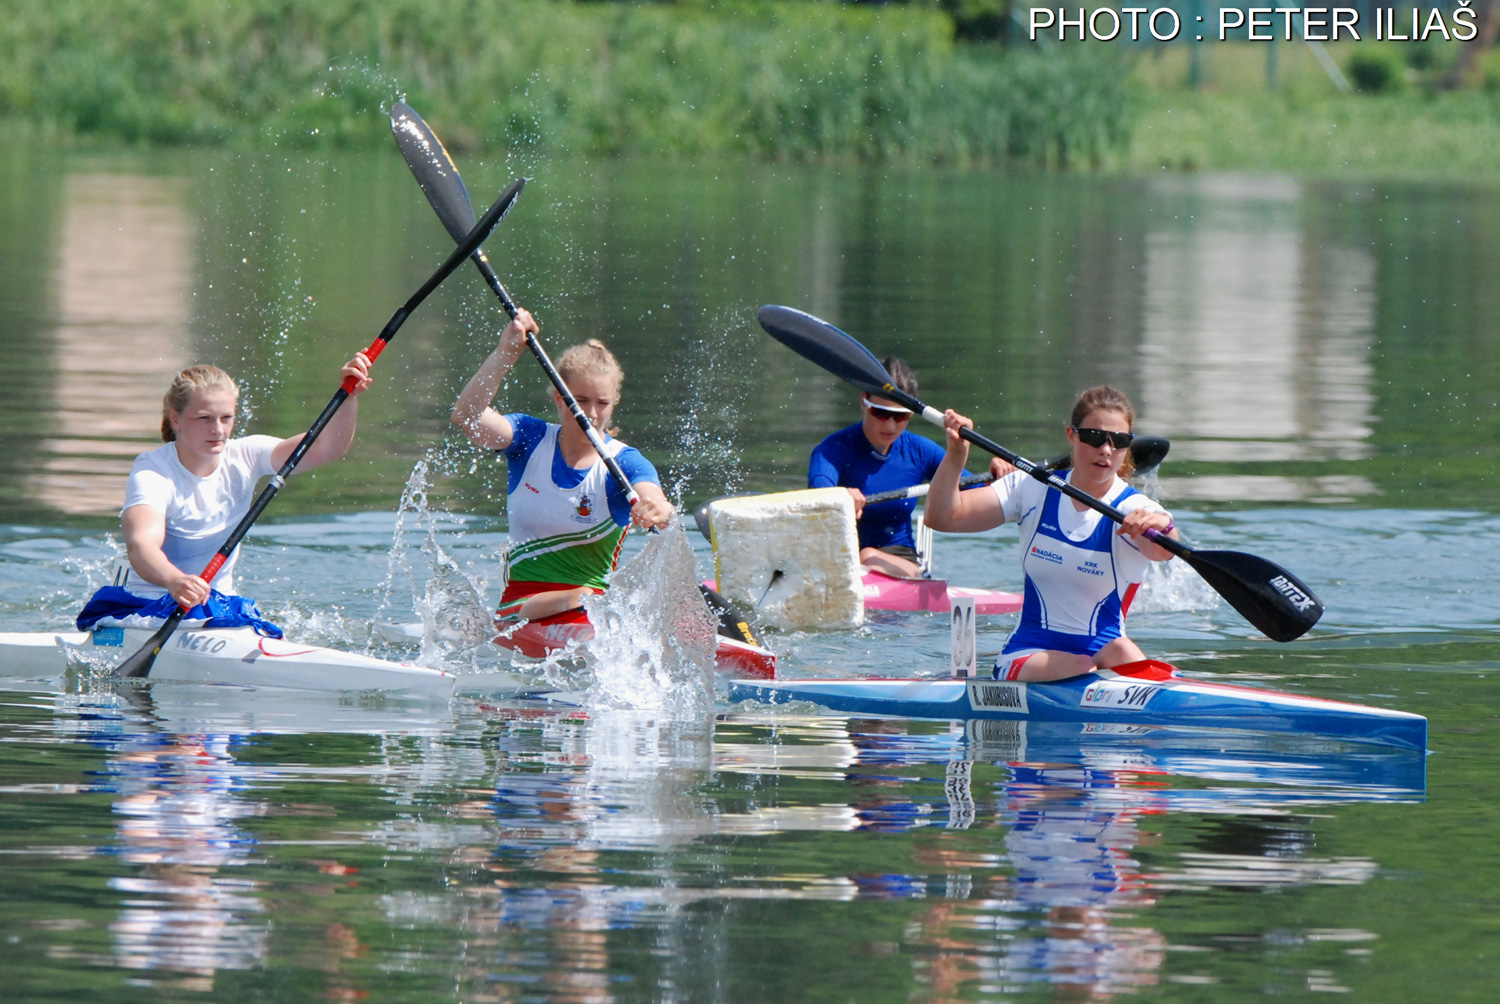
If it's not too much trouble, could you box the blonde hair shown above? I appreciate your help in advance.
[1069,385,1136,477]
[161,365,238,442]
[555,340,624,438]
[556,339,623,393]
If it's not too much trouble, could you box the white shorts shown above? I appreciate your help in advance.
[994,648,1044,681]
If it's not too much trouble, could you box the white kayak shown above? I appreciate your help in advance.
[0,624,456,700]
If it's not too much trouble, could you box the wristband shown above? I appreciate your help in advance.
[1161,520,1174,535]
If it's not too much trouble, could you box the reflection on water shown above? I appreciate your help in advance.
[27,173,192,516]
[0,677,1441,1001]
[10,153,1486,522]
[1139,174,1377,502]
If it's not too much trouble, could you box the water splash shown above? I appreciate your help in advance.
[1131,466,1218,613]
[579,524,717,716]
[48,534,129,619]
[375,457,500,672]
[659,304,750,504]
[1137,554,1219,613]
[56,636,129,679]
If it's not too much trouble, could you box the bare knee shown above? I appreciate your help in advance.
[860,548,922,578]
[1011,650,1095,682]
[1094,637,1146,668]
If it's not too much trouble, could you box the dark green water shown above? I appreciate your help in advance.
[5,148,1500,524]
[2,147,1499,1000]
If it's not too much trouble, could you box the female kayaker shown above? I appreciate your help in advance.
[450,308,673,629]
[95,354,371,621]
[923,386,1176,682]
[808,357,1003,578]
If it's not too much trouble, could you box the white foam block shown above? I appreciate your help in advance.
[709,488,863,631]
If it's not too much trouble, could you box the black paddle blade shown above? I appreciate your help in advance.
[758,305,895,398]
[699,585,767,648]
[391,101,478,241]
[113,608,185,678]
[1131,435,1170,472]
[692,499,714,540]
[1182,549,1324,642]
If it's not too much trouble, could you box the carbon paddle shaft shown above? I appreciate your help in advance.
[391,102,641,506]
[115,181,525,678]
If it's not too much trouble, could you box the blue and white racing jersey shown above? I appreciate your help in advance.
[990,471,1168,657]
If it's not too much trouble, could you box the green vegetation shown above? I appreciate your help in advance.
[1121,41,1500,177]
[3,0,1499,175]
[0,0,1131,166]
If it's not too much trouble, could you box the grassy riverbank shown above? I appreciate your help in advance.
[1120,42,1500,177]
[3,0,1496,175]
[0,0,1131,166]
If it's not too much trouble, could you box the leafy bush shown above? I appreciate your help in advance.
[1346,44,1409,94]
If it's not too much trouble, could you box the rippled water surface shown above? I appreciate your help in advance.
[3,149,1500,1001]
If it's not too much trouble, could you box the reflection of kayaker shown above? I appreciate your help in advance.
[912,761,1168,998]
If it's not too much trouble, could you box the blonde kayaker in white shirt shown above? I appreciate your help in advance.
[120,355,371,608]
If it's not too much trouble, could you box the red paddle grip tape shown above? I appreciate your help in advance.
[178,552,230,611]
[201,553,227,582]
[340,338,388,393]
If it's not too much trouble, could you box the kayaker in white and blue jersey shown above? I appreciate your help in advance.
[808,357,1005,578]
[450,308,674,629]
[78,355,372,632]
[924,386,1177,682]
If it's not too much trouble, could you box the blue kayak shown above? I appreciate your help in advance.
[726,662,1428,752]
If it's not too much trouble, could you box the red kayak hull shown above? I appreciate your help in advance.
[495,615,777,680]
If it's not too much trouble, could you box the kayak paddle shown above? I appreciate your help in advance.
[757,304,1324,643]
[390,102,769,653]
[390,102,637,507]
[689,437,1169,539]
[858,435,1171,506]
[112,179,526,679]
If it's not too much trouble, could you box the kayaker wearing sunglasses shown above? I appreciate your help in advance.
[807,358,1007,578]
[450,308,674,628]
[924,386,1177,682]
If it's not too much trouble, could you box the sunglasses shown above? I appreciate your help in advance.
[863,399,911,423]
[1071,426,1134,449]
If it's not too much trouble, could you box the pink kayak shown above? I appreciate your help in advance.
[703,569,1021,617]
[860,569,1021,615]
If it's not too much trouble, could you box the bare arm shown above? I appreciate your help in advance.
[272,351,374,471]
[629,481,675,532]
[122,504,211,607]
[451,310,537,451]
[923,409,1005,533]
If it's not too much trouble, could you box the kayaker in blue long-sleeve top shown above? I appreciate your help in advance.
[808,357,1004,578]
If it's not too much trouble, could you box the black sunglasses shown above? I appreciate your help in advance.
[1071,426,1134,449]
